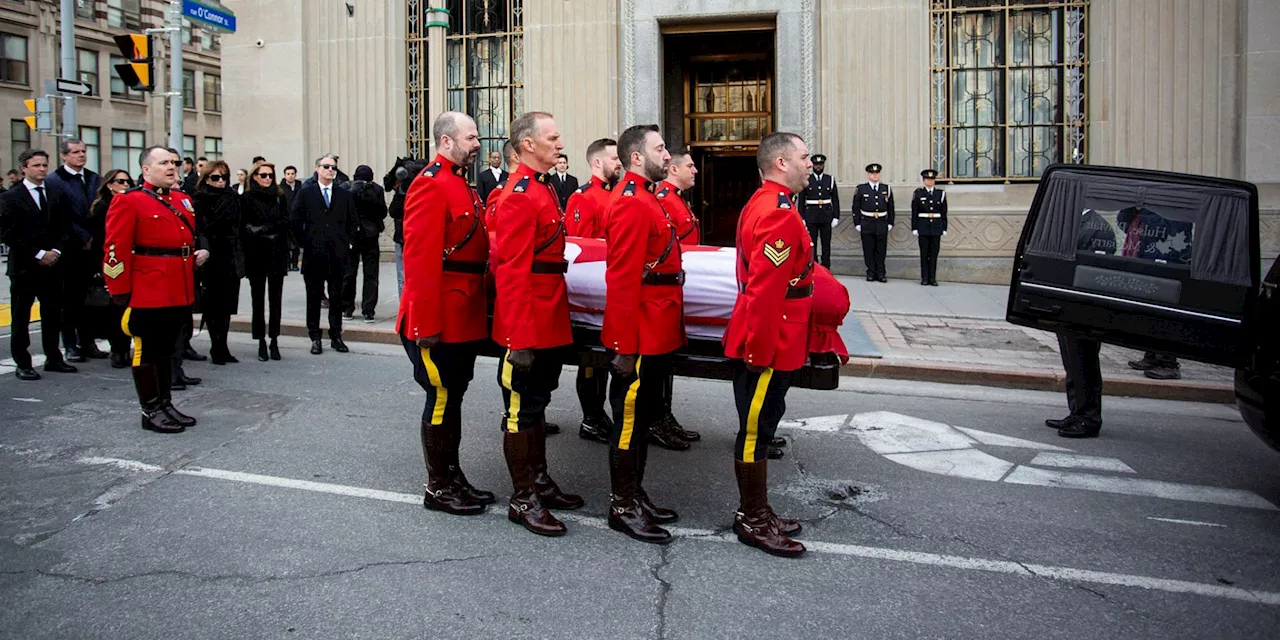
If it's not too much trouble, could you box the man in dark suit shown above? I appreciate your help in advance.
[552,153,578,211]
[475,150,507,205]
[181,156,205,194]
[43,138,106,361]
[291,154,360,355]
[280,165,302,271]
[0,149,79,380]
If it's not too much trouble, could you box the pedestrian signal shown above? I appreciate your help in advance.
[113,33,154,91]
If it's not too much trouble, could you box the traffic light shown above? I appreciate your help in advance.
[22,98,52,132]
[113,33,154,91]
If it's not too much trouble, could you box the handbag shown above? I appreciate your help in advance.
[84,272,111,307]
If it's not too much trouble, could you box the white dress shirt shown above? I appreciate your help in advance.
[23,179,60,260]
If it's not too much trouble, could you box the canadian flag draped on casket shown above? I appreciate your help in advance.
[543,236,852,363]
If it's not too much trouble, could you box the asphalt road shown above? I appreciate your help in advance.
[2,334,1279,639]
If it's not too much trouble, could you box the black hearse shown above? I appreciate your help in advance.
[1007,164,1278,450]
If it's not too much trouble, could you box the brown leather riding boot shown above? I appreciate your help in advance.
[636,436,678,524]
[133,364,184,434]
[608,446,672,544]
[444,416,495,505]
[420,421,484,516]
[531,419,584,510]
[732,460,804,558]
[504,428,566,537]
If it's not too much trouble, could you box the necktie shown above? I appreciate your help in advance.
[323,187,331,207]
[78,174,88,199]
[35,186,47,212]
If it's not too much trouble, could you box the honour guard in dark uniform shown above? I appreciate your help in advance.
[493,111,584,537]
[602,124,685,544]
[911,169,947,286]
[798,153,840,268]
[852,163,894,282]
[399,112,495,517]
[722,132,815,558]
[564,138,620,445]
[651,147,703,450]
[104,146,209,434]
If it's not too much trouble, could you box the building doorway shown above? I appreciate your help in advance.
[662,24,775,246]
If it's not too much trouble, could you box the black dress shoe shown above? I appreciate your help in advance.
[258,340,269,362]
[929,280,940,286]
[310,340,323,355]
[579,415,612,444]
[176,373,201,386]
[769,436,787,447]
[14,367,41,381]
[866,275,875,282]
[269,339,281,360]
[1045,416,1073,430]
[1058,420,1102,439]
[171,378,187,391]
[64,347,86,363]
[182,345,207,361]
[82,344,110,359]
[543,421,561,435]
[1144,366,1182,380]
[110,352,129,369]
[921,280,929,286]
[878,276,889,283]
[43,360,79,373]
[142,410,185,434]
[650,421,690,451]
[767,446,785,460]
[331,338,349,353]
[162,403,197,428]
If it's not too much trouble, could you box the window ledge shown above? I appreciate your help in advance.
[0,80,31,91]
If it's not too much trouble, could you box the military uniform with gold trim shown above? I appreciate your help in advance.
[852,162,894,282]
[910,168,947,286]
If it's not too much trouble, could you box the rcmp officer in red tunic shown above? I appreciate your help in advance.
[650,147,703,450]
[722,132,815,557]
[852,163,894,282]
[104,146,210,434]
[911,168,948,286]
[398,112,495,516]
[602,125,684,544]
[563,137,620,445]
[493,111,584,537]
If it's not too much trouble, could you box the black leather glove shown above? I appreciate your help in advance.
[416,334,441,350]
[111,293,131,307]
[506,348,535,371]
[612,353,638,376]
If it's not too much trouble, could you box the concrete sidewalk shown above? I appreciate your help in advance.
[214,262,1233,403]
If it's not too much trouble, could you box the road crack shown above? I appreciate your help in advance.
[650,545,673,640]
[4,554,496,586]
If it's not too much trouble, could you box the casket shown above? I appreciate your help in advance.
[482,236,849,390]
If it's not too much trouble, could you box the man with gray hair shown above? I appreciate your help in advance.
[721,131,816,558]
[291,153,360,355]
[43,138,106,362]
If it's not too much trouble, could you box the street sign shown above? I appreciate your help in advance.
[55,78,93,96]
[182,0,236,33]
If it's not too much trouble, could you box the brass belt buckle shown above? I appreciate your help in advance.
[181,246,191,258]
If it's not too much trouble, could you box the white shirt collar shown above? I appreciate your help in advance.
[63,165,82,177]
[24,178,42,190]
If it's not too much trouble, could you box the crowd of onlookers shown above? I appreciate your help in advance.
[2,141,402,385]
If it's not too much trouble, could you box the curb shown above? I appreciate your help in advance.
[226,317,1236,405]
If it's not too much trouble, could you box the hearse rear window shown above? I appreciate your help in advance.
[1076,207,1194,266]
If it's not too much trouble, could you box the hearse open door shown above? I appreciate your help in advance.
[1007,164,1277,449]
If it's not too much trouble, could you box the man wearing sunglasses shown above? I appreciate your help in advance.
[290,154,360,354]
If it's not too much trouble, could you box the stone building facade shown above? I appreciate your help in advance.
[1,0,223,176]
[220,0,1280,282]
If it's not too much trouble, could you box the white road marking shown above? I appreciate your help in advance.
[778,414,848,432]
[75,456,1280,606]
[847,412,1278,511]
[1,354,47,374]
[1030,452,1136,474]
[11,397,43,403]
[955,427,1071,451]
[1147,517,1227,528]
[1004,466,1278,511]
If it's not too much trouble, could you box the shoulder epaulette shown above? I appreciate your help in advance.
[512,175,531,193]
[656,186,671,198]
[576,182,593,194]
[776,192,793,210]
[622,181,637,196]
[422,162,442,179]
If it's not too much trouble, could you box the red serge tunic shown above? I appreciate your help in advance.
[397,154,490,343]
[103,183,199,308]
[491,163,573,351]
[564,175,614,239]
[602,172,687,357]
[655,180,700,246]
[722,180,815,372]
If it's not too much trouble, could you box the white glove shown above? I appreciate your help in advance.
[855,225,862,232]
[913,230,919,236]
[888,225,894,231]
[831,219,840,229]
[943,230,947,236]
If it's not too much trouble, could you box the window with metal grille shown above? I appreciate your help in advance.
[434,0,523,176]
[1,33,28,85]
[929,0,1088,181]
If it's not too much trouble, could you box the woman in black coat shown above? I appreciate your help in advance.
[240,161,292,361]
[89,169,136,368]
[193,160,246,364]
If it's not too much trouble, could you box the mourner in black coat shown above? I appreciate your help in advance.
[342,165,388,321]
[290,156,360,352]
[193,163,245,365]
[241,162,292,361]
